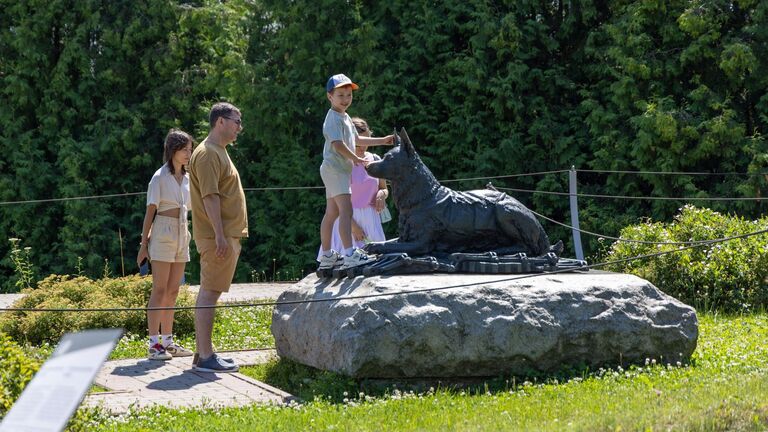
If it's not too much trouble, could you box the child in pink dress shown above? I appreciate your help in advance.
[318,117,389,259]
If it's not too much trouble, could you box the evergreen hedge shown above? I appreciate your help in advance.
[1,0,767,290]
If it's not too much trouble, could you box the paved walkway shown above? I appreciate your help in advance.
[2,283,299,414]
[0,293,24,310]
[83,349,297,413]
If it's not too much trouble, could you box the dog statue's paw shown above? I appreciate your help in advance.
[363,242,385,254]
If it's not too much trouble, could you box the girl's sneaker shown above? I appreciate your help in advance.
[165,343,193,357]
[148,343,172,361]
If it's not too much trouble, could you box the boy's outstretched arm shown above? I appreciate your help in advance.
[357,135,394,147]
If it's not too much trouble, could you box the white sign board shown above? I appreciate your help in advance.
[0,328,122,432]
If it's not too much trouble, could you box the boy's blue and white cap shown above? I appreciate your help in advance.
[326,74,359,92]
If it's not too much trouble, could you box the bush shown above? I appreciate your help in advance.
[605,205,768,312]
[0,332,40,417]
[0,275,195,344]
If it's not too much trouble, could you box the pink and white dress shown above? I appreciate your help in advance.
[318,153,387,260]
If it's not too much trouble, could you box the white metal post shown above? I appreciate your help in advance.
[569,166,584,260]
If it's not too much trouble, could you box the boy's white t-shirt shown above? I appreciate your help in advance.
[322,109,358,174]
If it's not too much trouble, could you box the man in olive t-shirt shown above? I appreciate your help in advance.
[189,102,247,373]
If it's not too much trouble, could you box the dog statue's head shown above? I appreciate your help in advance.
[366,128,420,182]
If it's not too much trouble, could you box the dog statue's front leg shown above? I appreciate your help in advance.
[364,238,431,256]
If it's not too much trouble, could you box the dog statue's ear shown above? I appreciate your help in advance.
[392,127,401,147]
[399,127,415,156]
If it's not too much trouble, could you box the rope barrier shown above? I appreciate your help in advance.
[1,226,763,314]
[527,208,768,246]
[576,168,767,177]
[0,171,566,205]
[439,169,569,184]
[243,186,323,191]
[6,168,768,206]
[493,186,768,201]
[0,192,147,206]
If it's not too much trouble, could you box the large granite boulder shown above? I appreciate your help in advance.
[271,272,698,378]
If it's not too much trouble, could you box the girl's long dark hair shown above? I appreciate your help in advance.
[163,129,195,175]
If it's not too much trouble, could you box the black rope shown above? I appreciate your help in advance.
[0,192,147,206]
[0,171,564,205]
[1,227,761,314]
[3,169,766,205]
[493,186,768,202]
[528,208,768,246]
[440,169,569,183]
[576,168,766,177]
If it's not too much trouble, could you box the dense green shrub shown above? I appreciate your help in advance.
[0,275,195,344]
[0,332,39,417]
[605,205,768,311]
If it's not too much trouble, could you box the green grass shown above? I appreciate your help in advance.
[68,312,768,431]
[108,303,275,359]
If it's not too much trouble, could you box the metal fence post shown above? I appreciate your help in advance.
[569,166,584,260]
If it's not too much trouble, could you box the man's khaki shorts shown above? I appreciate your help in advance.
[195,237,242,293]
[320,163,352,199]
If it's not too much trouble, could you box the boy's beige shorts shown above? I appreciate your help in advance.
[195,237,242,293]
[320,163,352,199]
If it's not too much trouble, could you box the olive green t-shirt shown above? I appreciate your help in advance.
[189,139,248,239]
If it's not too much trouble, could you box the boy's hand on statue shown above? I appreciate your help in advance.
[383,135,395,145]
[355,156,368,166]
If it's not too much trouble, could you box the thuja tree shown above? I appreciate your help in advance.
[2,0,768,286]
[0,0,236,289]
[577,0,768,250]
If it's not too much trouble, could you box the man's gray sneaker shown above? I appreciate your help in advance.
[192,352,234,366]
[193,353,239,373]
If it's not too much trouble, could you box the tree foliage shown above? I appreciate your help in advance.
[1,0,767,290]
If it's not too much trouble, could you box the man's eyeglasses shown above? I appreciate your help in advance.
[223,116,242,125]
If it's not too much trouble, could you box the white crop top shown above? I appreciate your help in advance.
[146,165,190,219]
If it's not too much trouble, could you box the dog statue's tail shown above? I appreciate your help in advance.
[549,240,564,257]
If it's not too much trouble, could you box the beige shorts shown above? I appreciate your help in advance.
[196,237,242,293]
[149,215,190,263]
[320,163,351,199]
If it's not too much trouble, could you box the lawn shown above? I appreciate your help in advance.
[69,309,768,431]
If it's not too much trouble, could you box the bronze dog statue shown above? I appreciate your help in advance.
[364,128,560,257]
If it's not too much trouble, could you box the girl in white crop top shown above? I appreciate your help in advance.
[137,129,195,361]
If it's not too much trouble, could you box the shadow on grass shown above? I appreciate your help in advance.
[242,357,694,404]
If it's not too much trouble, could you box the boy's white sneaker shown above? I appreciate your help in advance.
[318,251,342,270]
[340,249,374,270]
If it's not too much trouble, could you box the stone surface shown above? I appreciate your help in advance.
[271,272,698,378]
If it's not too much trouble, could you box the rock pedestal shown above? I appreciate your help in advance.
[271,272,698,378]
